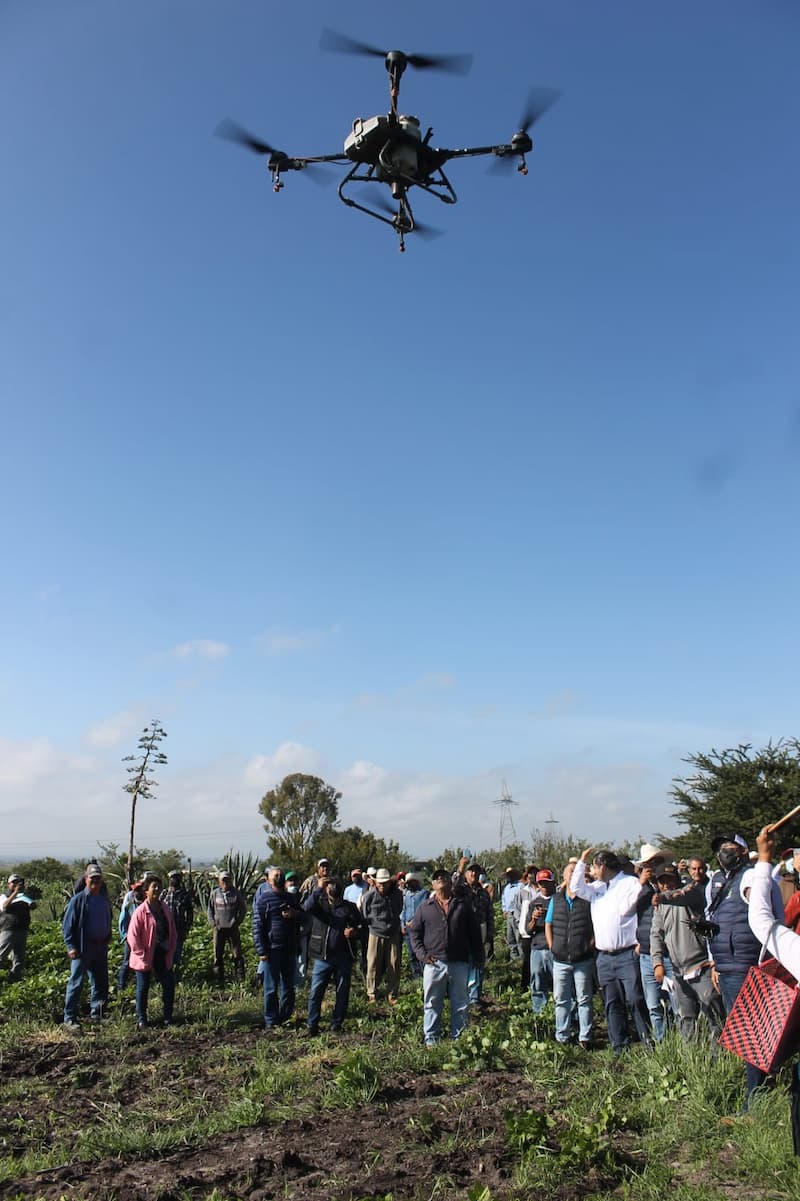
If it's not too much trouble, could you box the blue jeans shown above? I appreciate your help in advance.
[596,947,651,1051]
[639,952,674,1041]
[135,962,175,1025]
[117,940,132,991]
[262,947,296,1028]
[467,962,485,1005]
[505,911,523,960]
[64,941,109,1022]
[422,960,470,1045]
[307,955,353,1029]
[552,957,594,1042]
[530,947,553,1014]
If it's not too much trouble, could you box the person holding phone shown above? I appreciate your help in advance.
[253,866,300,1030]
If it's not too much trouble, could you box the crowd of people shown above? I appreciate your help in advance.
[3,828,800,1120]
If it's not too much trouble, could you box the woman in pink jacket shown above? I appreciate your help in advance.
[126,876,177,1029]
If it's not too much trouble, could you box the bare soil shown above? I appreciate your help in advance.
[0,1025,636,1201]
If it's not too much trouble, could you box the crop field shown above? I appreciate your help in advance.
[1,920,798,1201]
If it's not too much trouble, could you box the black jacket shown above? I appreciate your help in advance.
[304,889,364,961]
[548,889,594,964]
[408,892,485,967]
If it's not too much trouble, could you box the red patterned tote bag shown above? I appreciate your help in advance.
[719,956,800,1074]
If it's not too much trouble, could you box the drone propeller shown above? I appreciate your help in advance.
[320,28,473,75]
[214,118,280,157]
[488,86,561,173]
[357,189,443,241]
[214,119,332,184]
[517,86,561,134]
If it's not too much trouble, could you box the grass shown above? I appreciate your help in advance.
[2,935,800,1199]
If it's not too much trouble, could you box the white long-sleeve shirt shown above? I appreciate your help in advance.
[569,860,641,952]
[748,859,800,980]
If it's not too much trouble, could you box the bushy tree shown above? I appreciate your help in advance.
[93,842,186,898]
[312,826,412,881]
[9,857,72,884]
[258,773,341,868]
[668,740,800,859]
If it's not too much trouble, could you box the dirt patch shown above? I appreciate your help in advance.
[0,1029,635,1201]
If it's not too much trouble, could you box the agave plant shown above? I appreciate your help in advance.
[191,849,268,909]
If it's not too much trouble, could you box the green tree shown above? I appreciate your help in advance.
[122,719,168,886]
[668,740,800,859]
[10,857,72,884]
[258,773,341,869]
[312,826,412,881]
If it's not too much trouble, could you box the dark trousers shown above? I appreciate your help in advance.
[520,936,532,989]
[596,948,651,1051]
[213,925,244,983]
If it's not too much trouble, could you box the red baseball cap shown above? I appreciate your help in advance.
[535,869,555,882]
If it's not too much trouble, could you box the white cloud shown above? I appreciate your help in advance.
[171,639,230,661]
[0,737,95,789]
[255,625,341,656]
[412,672,457,691]
[243,742,324,790]
[84,709,142,749]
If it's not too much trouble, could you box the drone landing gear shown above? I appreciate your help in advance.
[338,162,453,250]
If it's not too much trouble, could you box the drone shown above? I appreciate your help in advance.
[216,30,559,251]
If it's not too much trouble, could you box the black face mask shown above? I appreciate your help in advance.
[327,884,342,901]
[273,874,285,888]
[717,847,742,872]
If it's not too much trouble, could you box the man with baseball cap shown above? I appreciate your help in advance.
[520,870,556,1014]
[0,874,37,982]
[62,864,113,1027]
[207,870,246,986]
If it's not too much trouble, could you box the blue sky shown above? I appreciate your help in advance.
[1,0,798,864]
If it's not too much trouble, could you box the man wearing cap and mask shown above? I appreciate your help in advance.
[253,866,300,1029]
[705,832,783,1108]
[0,874,37,982]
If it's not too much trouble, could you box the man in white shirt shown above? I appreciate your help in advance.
[570,847,652,1053]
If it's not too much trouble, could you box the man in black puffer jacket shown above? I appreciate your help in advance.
[302,878,365,1034]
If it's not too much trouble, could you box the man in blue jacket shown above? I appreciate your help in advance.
[253,866,300,1030]
[62,863,114,1028]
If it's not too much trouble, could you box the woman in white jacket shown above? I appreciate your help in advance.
[748,824,800,1152]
